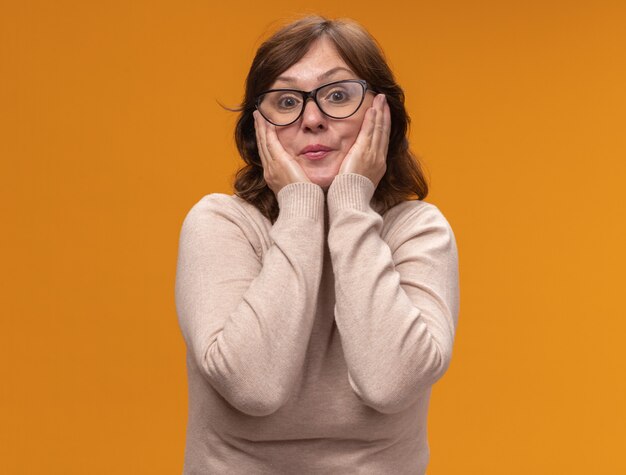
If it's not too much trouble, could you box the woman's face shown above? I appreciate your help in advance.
[267,36,375,191]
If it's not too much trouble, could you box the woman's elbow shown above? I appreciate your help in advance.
[350,343,453,414]
[200,354,292,417]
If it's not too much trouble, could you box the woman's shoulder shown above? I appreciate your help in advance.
[380,199,457,247]
[383,199,452,228]
[179,193,268,255]
[183,192,266,225]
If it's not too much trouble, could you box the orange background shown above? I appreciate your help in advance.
[2,1,625,473]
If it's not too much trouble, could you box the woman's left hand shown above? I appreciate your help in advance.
[337,93,391,189]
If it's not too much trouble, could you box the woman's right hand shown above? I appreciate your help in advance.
[253,110,312,196]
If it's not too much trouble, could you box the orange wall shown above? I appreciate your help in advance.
[2,1,625,473]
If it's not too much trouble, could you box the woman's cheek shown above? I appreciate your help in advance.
[275,129,296,156]
[343,121,362,151]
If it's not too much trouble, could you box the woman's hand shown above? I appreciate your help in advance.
[253,110,312,196]
[337,93,391,189]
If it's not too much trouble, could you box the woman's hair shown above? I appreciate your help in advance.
[232,15,429,224]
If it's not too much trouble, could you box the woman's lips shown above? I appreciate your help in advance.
[303,150,332,160]
[300,145,333,160]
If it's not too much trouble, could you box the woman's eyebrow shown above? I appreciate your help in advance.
[274,66,355,85]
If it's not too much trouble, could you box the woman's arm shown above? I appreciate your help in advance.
[326,173,460,415]
[175,182,325,417]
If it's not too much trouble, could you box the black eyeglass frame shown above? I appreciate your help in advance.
[254,79,375,127]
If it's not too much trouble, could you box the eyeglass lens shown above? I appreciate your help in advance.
[257,81,365,126]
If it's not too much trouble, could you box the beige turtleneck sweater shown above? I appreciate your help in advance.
[174,172,460,474]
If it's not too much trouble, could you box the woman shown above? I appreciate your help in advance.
[175,15,460,475]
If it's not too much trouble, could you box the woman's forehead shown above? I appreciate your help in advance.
[272,66,356,88]
[270,37,356,89]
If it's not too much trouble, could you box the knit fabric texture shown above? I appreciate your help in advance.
[174,172,460,474]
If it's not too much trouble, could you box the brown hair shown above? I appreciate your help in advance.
[232,15,429,224]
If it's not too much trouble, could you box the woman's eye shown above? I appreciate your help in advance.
[276,95,300,109]
[326,90,349,103]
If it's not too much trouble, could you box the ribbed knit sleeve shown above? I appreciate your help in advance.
[326,173,460,415]
[175,182,325,417]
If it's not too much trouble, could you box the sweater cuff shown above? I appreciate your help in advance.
[326,173,376,213]
[276,181,325,220]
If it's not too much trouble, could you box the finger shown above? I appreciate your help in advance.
[350,107,377,157]
[254,111,270,166]
[370,94,385,155]
[381,97,391,156]
[265,122,286,161]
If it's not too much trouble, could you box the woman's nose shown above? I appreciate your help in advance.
[300,99,327,130]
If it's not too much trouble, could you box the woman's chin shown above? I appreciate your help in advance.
[309,175,335,191]
[302,166,341,191]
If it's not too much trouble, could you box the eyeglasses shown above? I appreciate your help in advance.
[255,79,373,127]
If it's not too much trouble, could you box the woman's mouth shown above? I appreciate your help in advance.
[300,144,333,160]
[303,150,332,160]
